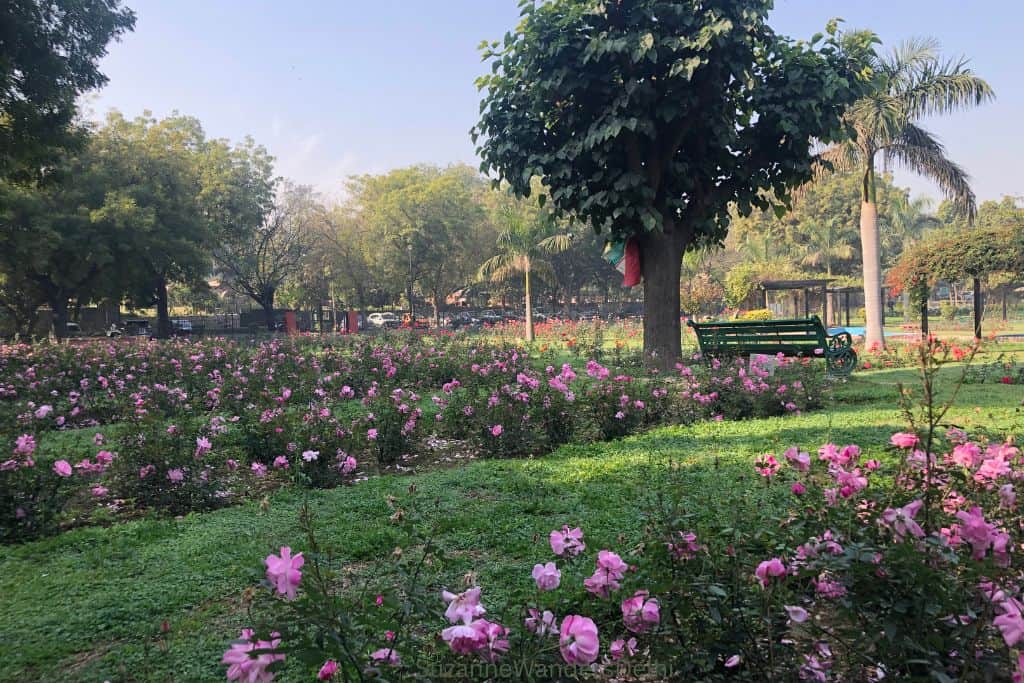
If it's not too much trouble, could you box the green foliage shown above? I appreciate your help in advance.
[474,0,874,361]
[739,308,773,321]
[474,0,871,243]
[108,417,234,516]
[940,301,958,322]
[0,0,135,180]
[0,450,75,543]
[889,223,1024,297]
[346,165,491,321]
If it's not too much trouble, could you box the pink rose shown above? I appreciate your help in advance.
[755,558,786,588]
[318,660,338,680]
[621,590,660,633]
[265,546,304,600]
[549,525,585,556]
[890,432,919,449]
[532,562,561,591]
[559,615,599,664]
[442,587,486,625]
[52,460,72,477]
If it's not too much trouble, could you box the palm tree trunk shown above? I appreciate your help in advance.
[524,259,534,342]
[860,200,885,349]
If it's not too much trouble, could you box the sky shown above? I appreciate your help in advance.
[85,0,1023,204]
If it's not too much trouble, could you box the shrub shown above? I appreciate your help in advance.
[107,416,236,515]
[0,434,77,542]
[739,308,773,321]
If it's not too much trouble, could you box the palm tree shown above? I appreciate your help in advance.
[821,37,993,348]
[478,200,571,342]
[796,218,857,278]
[883,195,940,320]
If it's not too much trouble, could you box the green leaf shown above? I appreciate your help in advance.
[669,57,703,80]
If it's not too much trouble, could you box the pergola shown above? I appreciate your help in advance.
[826,286,861,327]
[760,279,832,321]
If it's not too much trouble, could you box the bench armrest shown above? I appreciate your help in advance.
[827,331,853,350]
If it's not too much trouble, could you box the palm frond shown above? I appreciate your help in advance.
[846,94,906,148]
[901,61,994,119]
[535,233,572,255]
[883,37,941,86]
[883,124,976,220]
[813,142,862,176]
[477,253,516,282]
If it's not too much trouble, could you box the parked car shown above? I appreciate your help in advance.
[65,321,82,336]
[477,310,505,325]
[172,319,193,335]
[367,312,401,329]
[448,311,480,329]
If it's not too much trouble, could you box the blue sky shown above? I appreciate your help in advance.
[87,0,1021,203]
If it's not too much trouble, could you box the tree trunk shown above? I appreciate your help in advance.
[902,290,911,323]
[155,276,172,339]
[431,289,441,329]
[921,298,929,338]
[859,201,885,349]
[1003,287,1009,322]
[973,277,982,340]
[49,292,69,342]
[262,297,276,331]
[524,260,534,342]
[639,221,690,370]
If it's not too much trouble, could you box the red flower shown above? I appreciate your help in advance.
[1001,376,1013,384]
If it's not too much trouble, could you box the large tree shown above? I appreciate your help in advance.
[0,162,119,339]
[474,0,873,367]
[348,165,489,325]
[0,0,135,179]
[214,183,322,329]
[88,112,217,338]
[821,37,993,349]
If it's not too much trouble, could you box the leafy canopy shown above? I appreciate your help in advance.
[473,0,876,245]
[0,0,136,178]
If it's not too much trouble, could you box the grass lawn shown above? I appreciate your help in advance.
[1,366,1021,682]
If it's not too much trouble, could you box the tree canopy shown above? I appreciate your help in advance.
[0,0,135,179]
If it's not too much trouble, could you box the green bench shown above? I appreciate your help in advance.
[686,315,857,376]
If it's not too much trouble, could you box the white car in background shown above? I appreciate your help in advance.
[367,312,400,329]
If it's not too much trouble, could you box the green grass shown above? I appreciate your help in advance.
[1,367,1021,682]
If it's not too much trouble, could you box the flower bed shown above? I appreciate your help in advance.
[217,341,1024,681]
[1,335,821,542]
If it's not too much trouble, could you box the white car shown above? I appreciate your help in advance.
[367,312,400,329]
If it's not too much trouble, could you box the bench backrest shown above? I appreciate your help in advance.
[688,316,828,356]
